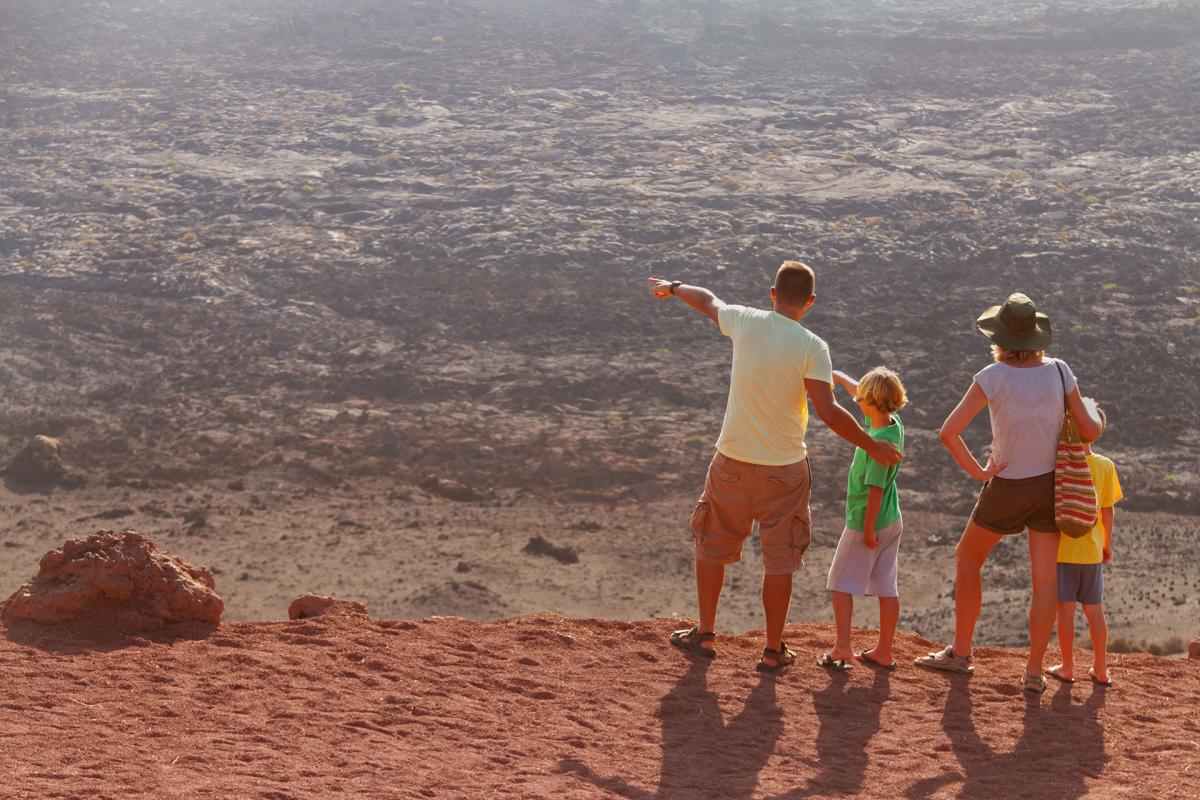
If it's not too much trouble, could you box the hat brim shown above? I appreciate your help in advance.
[976,306,1053,350]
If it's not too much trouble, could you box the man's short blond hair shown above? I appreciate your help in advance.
[856,367,907,414]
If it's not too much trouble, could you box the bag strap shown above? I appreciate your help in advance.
[1054,359,1079,442]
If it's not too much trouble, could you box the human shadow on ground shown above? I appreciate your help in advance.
[904,675,1108,799]
[761,664,893,799]
[559,656,785,798]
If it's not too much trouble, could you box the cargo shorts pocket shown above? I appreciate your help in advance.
[690,501,710,544]
[790,513,812,563]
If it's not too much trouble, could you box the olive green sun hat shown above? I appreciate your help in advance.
[976,292,1052,350]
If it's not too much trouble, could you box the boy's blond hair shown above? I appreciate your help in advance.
[856,367,907,414]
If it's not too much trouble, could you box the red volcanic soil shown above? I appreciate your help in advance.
[1,614,1196,799]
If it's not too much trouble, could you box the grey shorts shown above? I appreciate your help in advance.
[826,518,903,597]
[1057,562,1103,605]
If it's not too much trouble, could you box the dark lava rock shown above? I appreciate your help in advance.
[6,435,66,486]
[524,535,579,565]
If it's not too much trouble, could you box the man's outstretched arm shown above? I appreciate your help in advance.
[806,378,902,467]
[648,278,725,325]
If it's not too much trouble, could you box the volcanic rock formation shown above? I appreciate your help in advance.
[288,594,370,620]
[2,530,223,631]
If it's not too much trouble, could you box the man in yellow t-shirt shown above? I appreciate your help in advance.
[648,262,902,672]
[1046,413,1123,687]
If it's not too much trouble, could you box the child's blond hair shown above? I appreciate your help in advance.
[856,367,907,414]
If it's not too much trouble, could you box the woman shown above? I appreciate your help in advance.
[916,293,1101,693]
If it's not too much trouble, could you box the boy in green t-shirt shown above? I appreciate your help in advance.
[1046,407,1123,687]
[818,367,907,671]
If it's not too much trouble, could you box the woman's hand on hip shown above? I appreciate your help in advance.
[973,454,1007,482]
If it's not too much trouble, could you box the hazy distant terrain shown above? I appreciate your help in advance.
[1,0,1196,644]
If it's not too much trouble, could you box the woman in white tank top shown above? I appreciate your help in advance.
[915,293,1101,693]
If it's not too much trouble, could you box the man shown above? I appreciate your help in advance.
[649,261,903,671]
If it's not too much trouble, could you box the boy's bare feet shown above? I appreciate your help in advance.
[1045,664,1075,682]
[828,646,856,664]
[856,648,897,670]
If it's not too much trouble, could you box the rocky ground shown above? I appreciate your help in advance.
[1,0,1198,645]
[1,613,1198,799]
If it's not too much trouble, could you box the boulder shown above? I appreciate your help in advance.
[6,435,66,486]
[420,475,486,502]
[288,594,369,620]
[2,530,223,631]
[1189,640,1200,661]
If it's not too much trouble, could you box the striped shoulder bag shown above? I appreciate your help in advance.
[1053,362,1098,537]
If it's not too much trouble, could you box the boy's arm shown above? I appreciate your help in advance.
[807,379,902,466]
[1101,506,1114,562]
[831,369,860,399]
[648,278,725,325]
[863,485,883,549]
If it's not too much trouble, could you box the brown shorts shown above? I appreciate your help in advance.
[971,471,1059,535]
[690,452,812,575]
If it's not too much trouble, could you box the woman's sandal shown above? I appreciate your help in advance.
[914,645,974,674]
[756,643,797,673]
[1088,668,1113,687]
[669,625,716,658]
[1023,672,1048,693]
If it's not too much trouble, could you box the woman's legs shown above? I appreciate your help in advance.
[952,521,1003,656]
[1026,531,1060,676]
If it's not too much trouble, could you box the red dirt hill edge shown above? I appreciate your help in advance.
[0,613,1196,799]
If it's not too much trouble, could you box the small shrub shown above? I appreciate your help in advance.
[1108,636,1144,653]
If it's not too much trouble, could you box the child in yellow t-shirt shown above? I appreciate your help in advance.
[1046,408,1123,687]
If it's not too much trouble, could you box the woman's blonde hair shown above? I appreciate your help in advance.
[992,344,1045,363]
[856,367,907,414]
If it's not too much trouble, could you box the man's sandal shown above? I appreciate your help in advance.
[669,625,716,658]
[914,645,974,674]
[1088,668,1113,687]
[816,652,855,671]
[755,643,796,673]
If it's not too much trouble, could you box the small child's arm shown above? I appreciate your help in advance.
[1101,506,1114,563]
[863,485,883,549]
[831,369,860,399]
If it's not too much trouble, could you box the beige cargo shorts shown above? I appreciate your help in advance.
[690,452,813,575]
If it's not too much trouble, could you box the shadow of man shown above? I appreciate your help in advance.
[905,676,1108,799]
[559,657,785,799]
[761,665,892,799]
